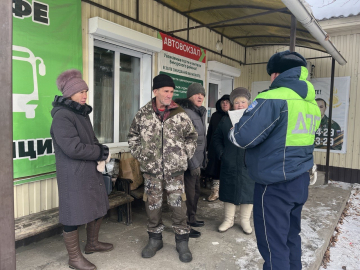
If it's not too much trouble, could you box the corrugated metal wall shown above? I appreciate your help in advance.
[81,0,245,83]
[14,178,58,219]
[237,33,360,174]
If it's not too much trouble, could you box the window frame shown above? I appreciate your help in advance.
[89,38,153,150]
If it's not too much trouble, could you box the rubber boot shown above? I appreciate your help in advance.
[63,230,96,270]
[218,202,236,232]
[207,180,219,202]
[85,218,113,254]
[239,204,253,234]
[141,232,163,258]
[175,234,192,263]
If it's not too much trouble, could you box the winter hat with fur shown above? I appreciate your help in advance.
[56,69,89,98]
[266,50,307,76]
[187,83,205,98]
[230,87,251,104]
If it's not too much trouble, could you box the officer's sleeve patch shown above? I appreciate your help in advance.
[246,100,258,113]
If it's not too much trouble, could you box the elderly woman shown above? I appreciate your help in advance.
[212,87,255,234]
[50,70,112,270]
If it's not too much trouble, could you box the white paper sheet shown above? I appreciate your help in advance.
[228,109,246,126]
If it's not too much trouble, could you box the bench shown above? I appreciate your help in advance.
[15,178,134,242]
[130,185,144,200]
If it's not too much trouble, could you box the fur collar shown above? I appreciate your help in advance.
[175,98,206,116]
[52,95,92,116]
[174,98,197,110]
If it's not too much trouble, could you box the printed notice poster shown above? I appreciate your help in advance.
[312,77,350,154]
[251,77,350,154]
[158,32,206,99]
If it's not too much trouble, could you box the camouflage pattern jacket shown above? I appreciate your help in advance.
[128,98,198,180]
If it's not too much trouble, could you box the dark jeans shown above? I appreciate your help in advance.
[184,169,201,223]
[253,172,310,270]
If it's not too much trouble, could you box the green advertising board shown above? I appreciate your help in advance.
[12,0,83,180]
[159,72,203,99]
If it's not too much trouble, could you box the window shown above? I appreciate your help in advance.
[92,40,152,146]
[208,83,218,124]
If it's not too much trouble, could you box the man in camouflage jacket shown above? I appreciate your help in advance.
[128,74,197,263]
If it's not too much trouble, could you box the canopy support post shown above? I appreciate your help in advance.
[0,0,15,268]
[290,14,297,52]
[325,58,336,184]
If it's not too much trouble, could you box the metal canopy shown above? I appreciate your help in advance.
[155,0,346,62]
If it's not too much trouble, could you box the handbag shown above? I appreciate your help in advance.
[102,165,112,195]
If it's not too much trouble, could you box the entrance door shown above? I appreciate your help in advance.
[207,79,220,124]
[207,72,233,124]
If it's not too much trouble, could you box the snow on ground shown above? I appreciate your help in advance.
[320,183,360,270]
[235,238,262,270]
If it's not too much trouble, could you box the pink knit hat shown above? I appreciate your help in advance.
[56,69,89,98]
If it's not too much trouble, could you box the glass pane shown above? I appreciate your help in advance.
[208,83,218,123]
[119,54,140,142]
[93,46,114,143]
[208,83,218,108]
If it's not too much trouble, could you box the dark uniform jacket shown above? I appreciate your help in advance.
[229,66,321,185]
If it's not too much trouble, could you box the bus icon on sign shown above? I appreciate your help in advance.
[12,45,46,119]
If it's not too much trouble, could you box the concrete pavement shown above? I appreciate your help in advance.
[15,180,351,270]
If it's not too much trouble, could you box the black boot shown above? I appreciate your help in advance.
[141,232,163,258]
[175,234,192,263]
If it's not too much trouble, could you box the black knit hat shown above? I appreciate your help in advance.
[153,74,175,90]
[267,50,307,76]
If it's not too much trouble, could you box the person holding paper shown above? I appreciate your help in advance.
[212,87,255,234]
[228,51,321,270]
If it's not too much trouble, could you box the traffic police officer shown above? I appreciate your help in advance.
[229,51,321,270]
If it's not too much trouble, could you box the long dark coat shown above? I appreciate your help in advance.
[212,114,255,205]
[205,95,230,178]
[50,96,109,226]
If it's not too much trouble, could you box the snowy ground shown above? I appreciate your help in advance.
[320,183,360,270]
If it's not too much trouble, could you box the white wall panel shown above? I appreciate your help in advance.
[14,178,58,219]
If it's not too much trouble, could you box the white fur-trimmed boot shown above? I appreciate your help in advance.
[239,204,253,234]
[218,202,236,232]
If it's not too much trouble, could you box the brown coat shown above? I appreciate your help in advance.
[50,96,109,226]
